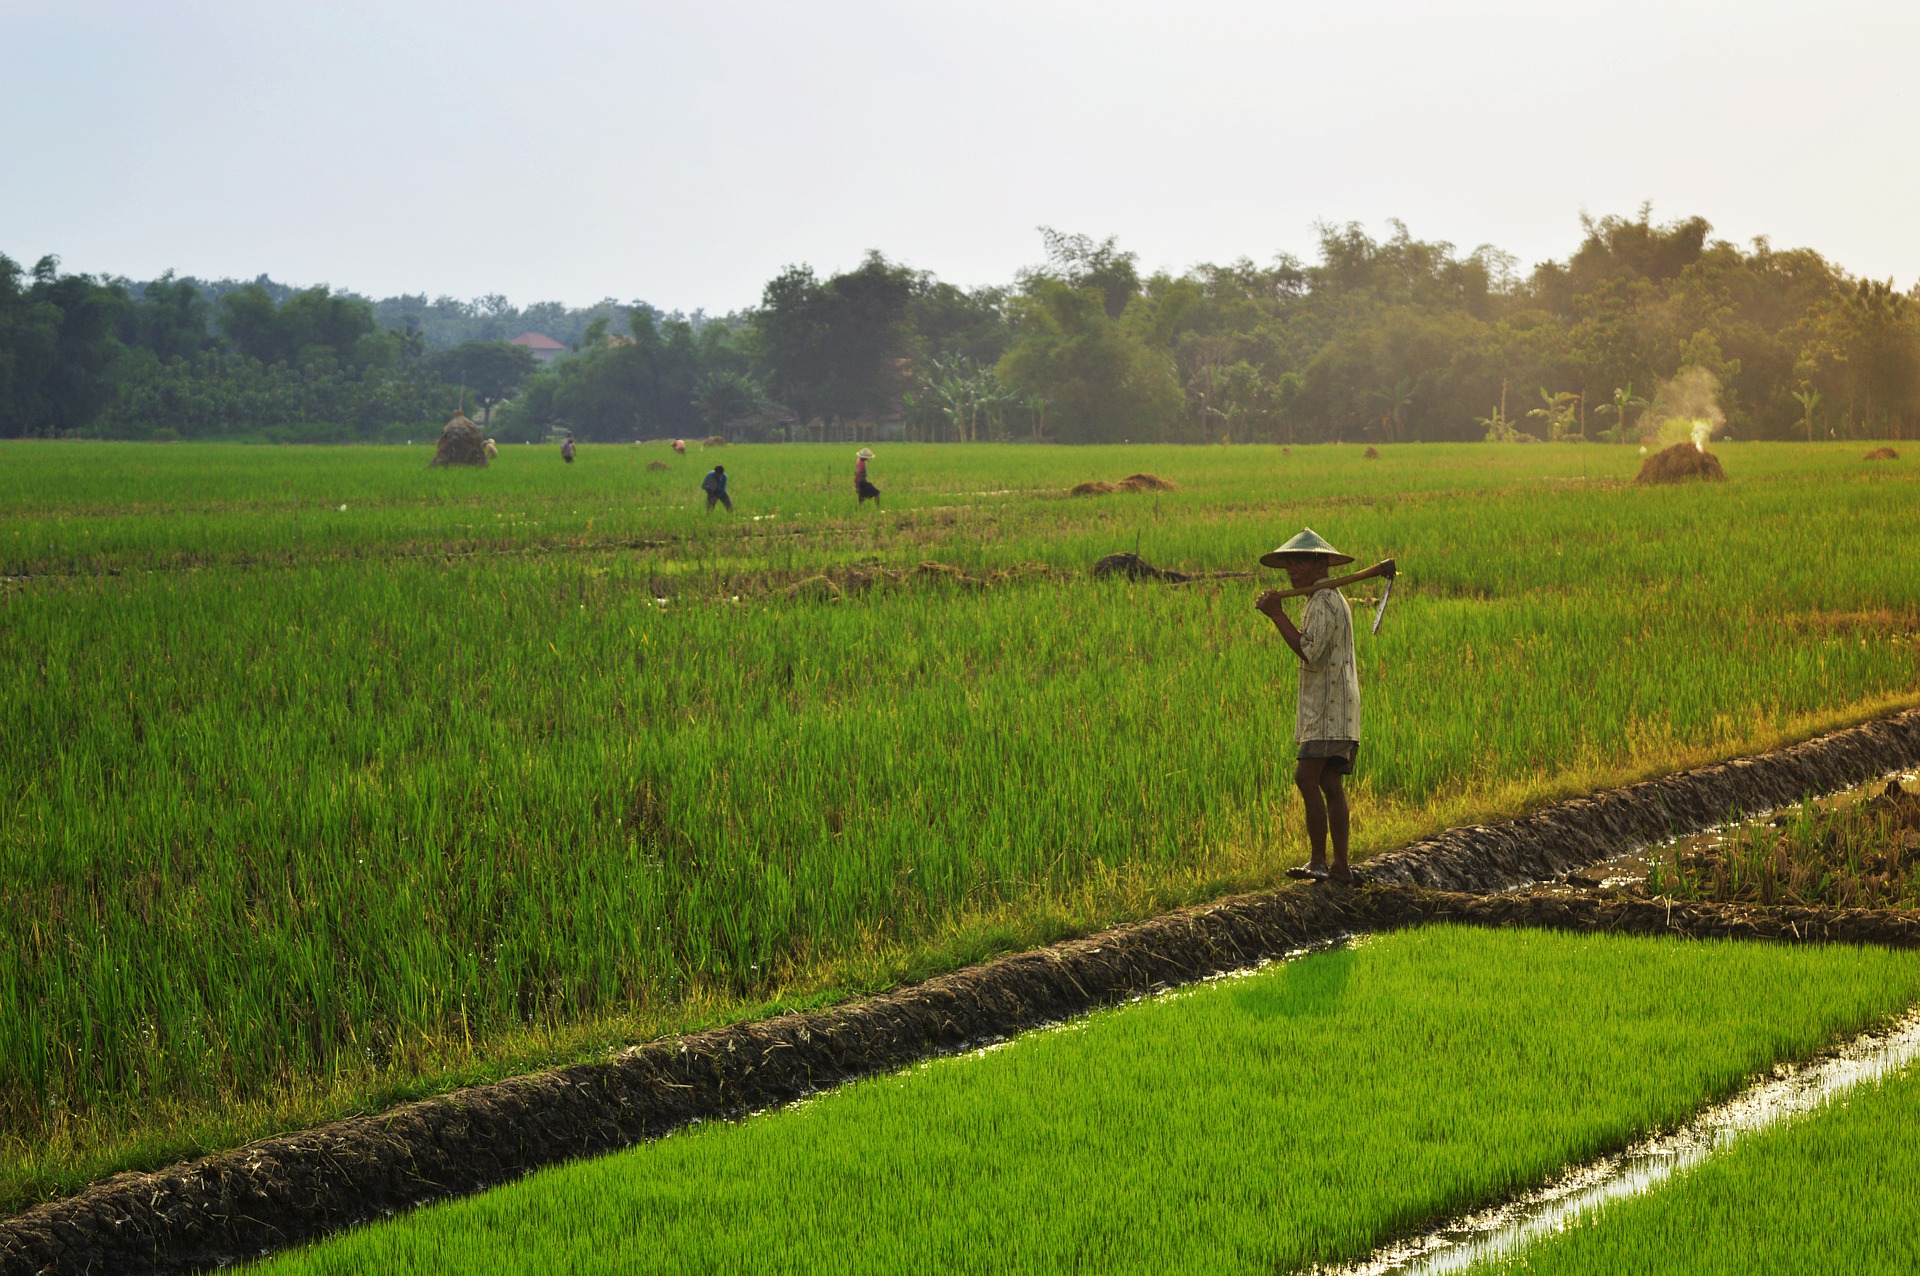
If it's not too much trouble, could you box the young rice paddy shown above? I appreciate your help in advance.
[247,927,1920,1274]
[3,439,1918,1209]
[1462,1023,1920,1274]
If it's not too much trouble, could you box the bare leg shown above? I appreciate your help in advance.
[1321,769,1351,879]
[1295,757,1329,870]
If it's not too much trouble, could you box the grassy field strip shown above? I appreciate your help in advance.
[5,441,1917,1208]
[245,928,1920,1275]
[1454,1023,1920,1275]
[1339,1007,1920,1274]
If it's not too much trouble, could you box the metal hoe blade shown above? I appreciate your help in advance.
[1372,572,1394,635]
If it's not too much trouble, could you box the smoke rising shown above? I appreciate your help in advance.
[1645,366,1725,452]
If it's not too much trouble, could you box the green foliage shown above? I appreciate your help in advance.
[217,284,379,369]
[104,348,453,439]
[0,254,127,437]
[250,928,1920,1275]
[3,440,1919,1190]
[12,208,1920,443]
[752,252,918,425]
[996,279,1182,442]
[497,310,724,441]
[1466,1040,1920,1274]
[427,341,537,420]
[0,263,466,440]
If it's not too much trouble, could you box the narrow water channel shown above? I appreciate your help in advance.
[1321,1006,1920,1275]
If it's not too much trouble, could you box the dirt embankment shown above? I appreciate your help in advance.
[0,886,1383,1276]
[1385,886,1920,949]
[1364,709,1920,892]
[7,708,1920,1275]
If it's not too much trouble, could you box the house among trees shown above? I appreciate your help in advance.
[508,332,566,364]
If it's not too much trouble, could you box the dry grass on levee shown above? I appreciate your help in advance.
[248,927,1920,1276]
[1464,1039,1920,1275]
[4,440,1919,1208]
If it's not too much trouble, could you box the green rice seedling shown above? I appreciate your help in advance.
[1464,1032,1920,1274]
[246,927,1920,1275]
[3,441,1918,1204]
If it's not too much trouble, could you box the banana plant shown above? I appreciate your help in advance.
[1595,383,1648,443]
[1792,383,1822,444]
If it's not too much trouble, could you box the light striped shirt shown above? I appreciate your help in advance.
[1295,587,1361,743]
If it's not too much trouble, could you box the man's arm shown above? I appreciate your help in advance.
[1255,591,1307,661]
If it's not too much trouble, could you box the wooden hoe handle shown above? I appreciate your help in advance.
[1267,558,1396,600]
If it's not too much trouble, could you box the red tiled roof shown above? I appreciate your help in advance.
[509,332,565,351]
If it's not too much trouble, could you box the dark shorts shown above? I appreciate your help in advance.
[1297,739,1359,776]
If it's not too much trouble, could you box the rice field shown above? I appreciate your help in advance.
[3,439,1918,1207]
[244,927,1920,1275]
[1463,1028,1920,1274]
[1644,780,1920,909]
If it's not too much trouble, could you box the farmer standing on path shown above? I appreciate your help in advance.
[1255,529,1363,884]
[701,463,732,512]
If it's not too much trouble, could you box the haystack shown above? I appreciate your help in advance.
[785,574,843,602]
[703,435,728,448]
[1634,442,1725,485]
[1865,446,1900,461]
[1072,474,1177,495]
[429,414,489,468]
[1363,446,1380,459]
[1091,552,1190,582]
[647,460,671,471]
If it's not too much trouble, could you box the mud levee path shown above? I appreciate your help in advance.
[6,708,1920,1276]
[1361,707,1920,891]
[1388,887,1920,948]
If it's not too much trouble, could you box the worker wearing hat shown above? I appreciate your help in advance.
[855,448,880,505]
[1255,528,1362,884]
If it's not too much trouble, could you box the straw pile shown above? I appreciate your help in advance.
[1865,447,1900,461]
[428,415,489,468]
[1070,474,1178,496]
[1634,442,1725,485]
[1363,446,1380,459]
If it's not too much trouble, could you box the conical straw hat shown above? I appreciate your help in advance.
[856,448,875,459]
[1259,527,1355,569]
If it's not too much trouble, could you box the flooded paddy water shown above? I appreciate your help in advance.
[1326,1007,1920,1276]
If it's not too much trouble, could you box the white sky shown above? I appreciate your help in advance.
[4,0,1916,313]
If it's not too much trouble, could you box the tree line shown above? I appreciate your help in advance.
[6,208,1918,442]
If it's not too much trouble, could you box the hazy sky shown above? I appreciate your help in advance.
[5,0,1915,313]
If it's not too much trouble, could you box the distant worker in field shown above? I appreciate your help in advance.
[855,447,881,505]
[561,435,576,464]
[673,438,687,455]
[1254,528,1376,885]
[701,463,732,512]
[483,438,499,460]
